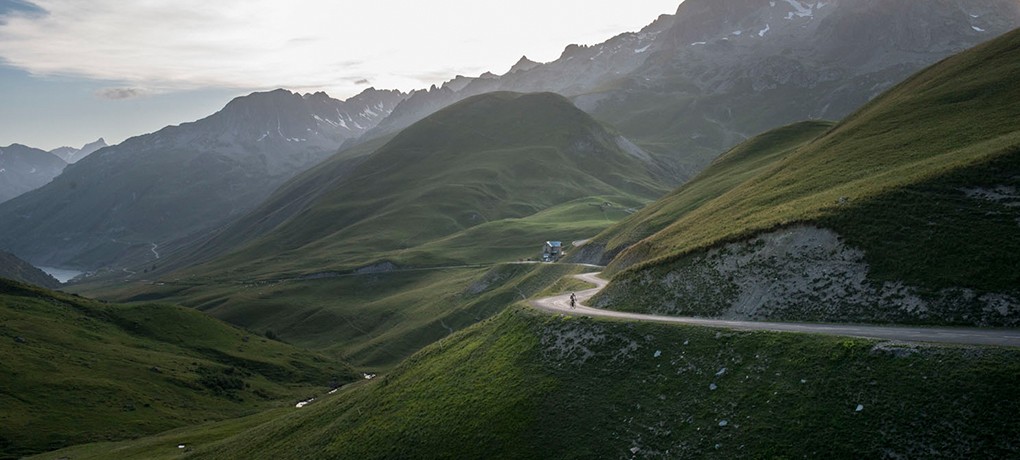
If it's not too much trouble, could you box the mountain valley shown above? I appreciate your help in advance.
[2,0,1019,458]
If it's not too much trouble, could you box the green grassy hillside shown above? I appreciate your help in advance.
[100,263,594,371]
[574,120,834,266]
[0,279,354,459]
[37,307,1020,459]
[590,28,1020,325]
[173,91,665,281]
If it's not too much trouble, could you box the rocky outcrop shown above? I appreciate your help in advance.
[594,226,1020,327]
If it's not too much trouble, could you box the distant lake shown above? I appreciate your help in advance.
[38,267,83,284]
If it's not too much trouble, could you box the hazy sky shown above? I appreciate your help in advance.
[0,1,681,150]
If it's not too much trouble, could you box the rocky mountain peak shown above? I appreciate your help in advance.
[82,138,107,151]
[188,87,406,152]
[509,56,541,74]
[218,88,302,116]
[49,138,110,164]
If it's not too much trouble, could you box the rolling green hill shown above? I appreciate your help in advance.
[101,262,596,371]
[170,91,666,281]
[0,279,355,459]
[34,307,1020,459]
[589,27,1020,326]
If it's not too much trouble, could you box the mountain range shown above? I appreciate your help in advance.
[363,0,1020,179]
[0,144,65,204]
[0,139,107,206]
[2,0,1017,276]
[0,88,406,270]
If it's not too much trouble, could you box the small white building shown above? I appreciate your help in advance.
[543,241,563,261]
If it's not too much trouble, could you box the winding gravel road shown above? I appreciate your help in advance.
[530,273,1020,347]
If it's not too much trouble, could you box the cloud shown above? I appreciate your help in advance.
[354,79,370,85]
[0,0,45,16]
[0,0,681,98]
[0,0,45,24]
[95,87,146,99]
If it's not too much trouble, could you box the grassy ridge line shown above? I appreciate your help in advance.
[601,29,1020,295]
[611,127,1019,279]
[39,307,1020,459]
[0,279,354,459]
[580,120,833,267]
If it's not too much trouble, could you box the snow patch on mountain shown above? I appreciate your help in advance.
[784,0,814,19]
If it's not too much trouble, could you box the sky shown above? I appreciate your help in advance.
[0,0,681,150]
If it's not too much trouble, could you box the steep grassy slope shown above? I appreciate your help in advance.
[38,307,1020,459]
[573,120,834,265]
[175,91,665,281]
[0,279,354,459]
[590,27,1020,325]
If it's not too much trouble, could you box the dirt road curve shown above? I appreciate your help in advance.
[530,273,1020,347]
